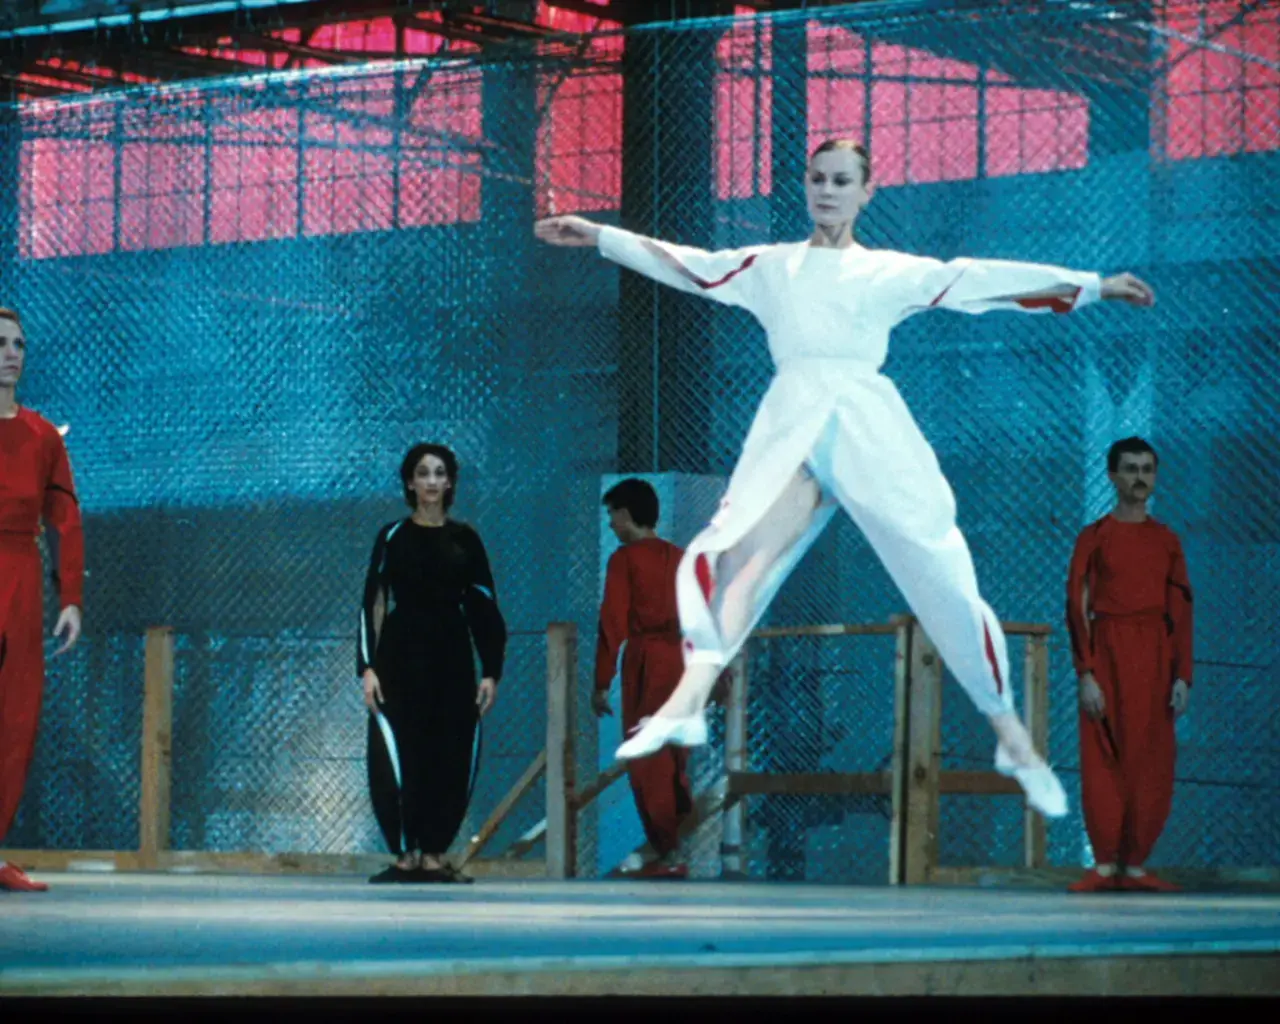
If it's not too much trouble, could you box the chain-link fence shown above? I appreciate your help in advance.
[5,0,1279,880]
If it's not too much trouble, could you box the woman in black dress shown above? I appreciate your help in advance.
[357,443,506,883]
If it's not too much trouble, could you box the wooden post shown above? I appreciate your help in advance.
[1023,633,1050,869]
[889,616,912,885]
[902,621,943,885]
[545,622,578,879]
[139,627,174,871]
[720,650,749,879]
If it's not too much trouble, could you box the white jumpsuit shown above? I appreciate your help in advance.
[598,225,1102,719]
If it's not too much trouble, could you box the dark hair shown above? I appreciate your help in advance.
[603,478,659,529]
[1107,437,1159,473]
[0,307,24,331]
[400,442,458,511]
[810,138,871,186]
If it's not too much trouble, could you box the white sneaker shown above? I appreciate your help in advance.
[996,744,1069,819]
[615,713,708,761]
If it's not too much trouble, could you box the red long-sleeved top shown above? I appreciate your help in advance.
[1065,515,1193,685]
[594,537,684,692]
[0,407,84,607]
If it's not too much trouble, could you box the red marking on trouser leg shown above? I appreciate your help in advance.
[983,622,1004,696]
[694,553,715,604]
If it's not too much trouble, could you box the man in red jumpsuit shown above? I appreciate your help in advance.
[1066,437,1192,893]
[0,308,84,893]
[594,479,692,879]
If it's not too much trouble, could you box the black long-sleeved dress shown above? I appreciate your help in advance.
[357,517,507,856]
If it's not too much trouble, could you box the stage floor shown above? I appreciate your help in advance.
[2,874,1278,996]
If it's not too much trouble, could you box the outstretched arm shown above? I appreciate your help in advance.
[535,215,764,312]
[890,253,1154,322]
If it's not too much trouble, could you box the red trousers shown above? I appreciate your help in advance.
[1080,615,1176,866]
[621,635,692,858]
[0,539,44,844]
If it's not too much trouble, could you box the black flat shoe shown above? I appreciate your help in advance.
[368,864,413,884]
[408,866,455,884]
[442,863,475,885]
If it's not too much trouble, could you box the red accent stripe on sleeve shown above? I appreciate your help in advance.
[1014,288,1081,314]
[689,254,757,291]
[929,273,963,307]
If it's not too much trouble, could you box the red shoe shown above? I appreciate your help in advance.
[1068,869,1119,893]
[0,862,49,892]
[622,860,689,880]
[1120,871,1180,893]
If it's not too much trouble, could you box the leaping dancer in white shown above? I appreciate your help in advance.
[535,139,1155,818]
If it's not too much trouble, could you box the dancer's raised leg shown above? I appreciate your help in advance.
[617,470,826,760]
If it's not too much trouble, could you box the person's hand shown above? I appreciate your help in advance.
[1079,672,1106,720]
[534,216,601,247]
[477,677,497,717]
[53,605,81,657]
[362,669,384,712]
[1101,273,1155,307]
[591,691,613,718]
[1170,678,1190,718]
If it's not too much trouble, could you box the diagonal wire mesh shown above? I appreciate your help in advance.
[5,0,1278,881]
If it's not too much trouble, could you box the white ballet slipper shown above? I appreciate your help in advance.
[996,744,1069,819]
[616,712,708,761]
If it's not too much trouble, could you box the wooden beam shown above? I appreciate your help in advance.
[937,771,1022,796]
[1023,634,1049,868]
[889,616,911,885]
[545,622,578,879]
[751,622,899,639]
[721,652,750,877]
[456,748,547,869]
[728,771,892,796]
[902,622,942,886]
[749,620,1046,642]
[503,818,547,861]
[569,761,627,812]
[999,622,1053,636]
[139,627,174,872]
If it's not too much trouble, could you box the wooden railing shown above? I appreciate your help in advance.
[541,616,1051,885]
[2,617,1048,886]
